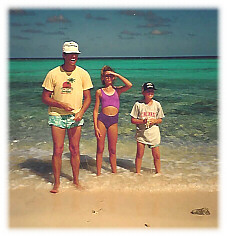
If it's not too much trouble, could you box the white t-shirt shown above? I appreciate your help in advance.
[130,99,165,146]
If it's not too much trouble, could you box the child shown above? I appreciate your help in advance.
[130,82,165,174]
[93,65,132,176]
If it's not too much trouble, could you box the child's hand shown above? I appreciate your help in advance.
[145,118,150,128]
[105,71,116,75]
[105,71,118,78]
[142,118,150,128]
[95,128,102,139]
[146,118,156,128]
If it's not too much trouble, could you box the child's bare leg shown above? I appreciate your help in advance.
[96,121,106,176]
[135,142,145,173]
[96,153,103,176]
[107,124,118,173]
[152,146,161,173]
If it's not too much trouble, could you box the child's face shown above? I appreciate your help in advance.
[143,89,155,99]
[103,72,115,85]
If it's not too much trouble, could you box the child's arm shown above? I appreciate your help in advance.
[147,118,163,126]
[131,117,147,125]
[131,117,163,127]
[106,71,132,95]
[93,89,102,138]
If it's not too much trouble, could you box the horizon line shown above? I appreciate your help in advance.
[9,55,218,60]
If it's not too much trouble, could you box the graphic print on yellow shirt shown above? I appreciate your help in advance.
[61,78,76,94]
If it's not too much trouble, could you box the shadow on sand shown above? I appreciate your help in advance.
[19,154,152,184]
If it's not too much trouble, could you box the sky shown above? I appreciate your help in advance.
[9,8,218,58]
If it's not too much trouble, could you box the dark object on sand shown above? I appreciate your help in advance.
[191,207,210,215]
[92,208,102,214]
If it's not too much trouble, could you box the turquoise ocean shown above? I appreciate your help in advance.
[9,58,218,192]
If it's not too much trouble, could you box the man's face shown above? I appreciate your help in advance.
[63,53,78,66]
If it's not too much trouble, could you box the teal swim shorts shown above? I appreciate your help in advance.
[48,115,84,129]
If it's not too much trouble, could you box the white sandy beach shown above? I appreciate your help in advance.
[9,187,217,228]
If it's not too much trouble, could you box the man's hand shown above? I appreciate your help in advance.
[60,102,74,112]
[74,110,84,121]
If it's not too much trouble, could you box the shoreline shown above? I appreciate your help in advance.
[9,187,218,228]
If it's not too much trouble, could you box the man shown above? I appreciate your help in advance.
[42,41,93,193]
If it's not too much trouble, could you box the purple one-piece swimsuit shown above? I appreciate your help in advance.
[98,89,120,129]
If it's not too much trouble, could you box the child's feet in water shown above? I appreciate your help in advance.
[153,172,162,177]
[136,172,142,176]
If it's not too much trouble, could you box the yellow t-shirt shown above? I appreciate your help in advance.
[42,65,93,115]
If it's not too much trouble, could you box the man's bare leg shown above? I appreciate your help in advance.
[50,126,66,193]
[67,126,83,189]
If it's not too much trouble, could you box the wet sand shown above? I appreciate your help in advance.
[9,188,218,228]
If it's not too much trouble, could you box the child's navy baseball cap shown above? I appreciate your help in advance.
[142,82,157,92]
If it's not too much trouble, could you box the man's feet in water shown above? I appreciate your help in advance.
[50,184,60,193]
[73,181,85,190]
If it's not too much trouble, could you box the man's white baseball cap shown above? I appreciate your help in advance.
[63,41,81,54]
